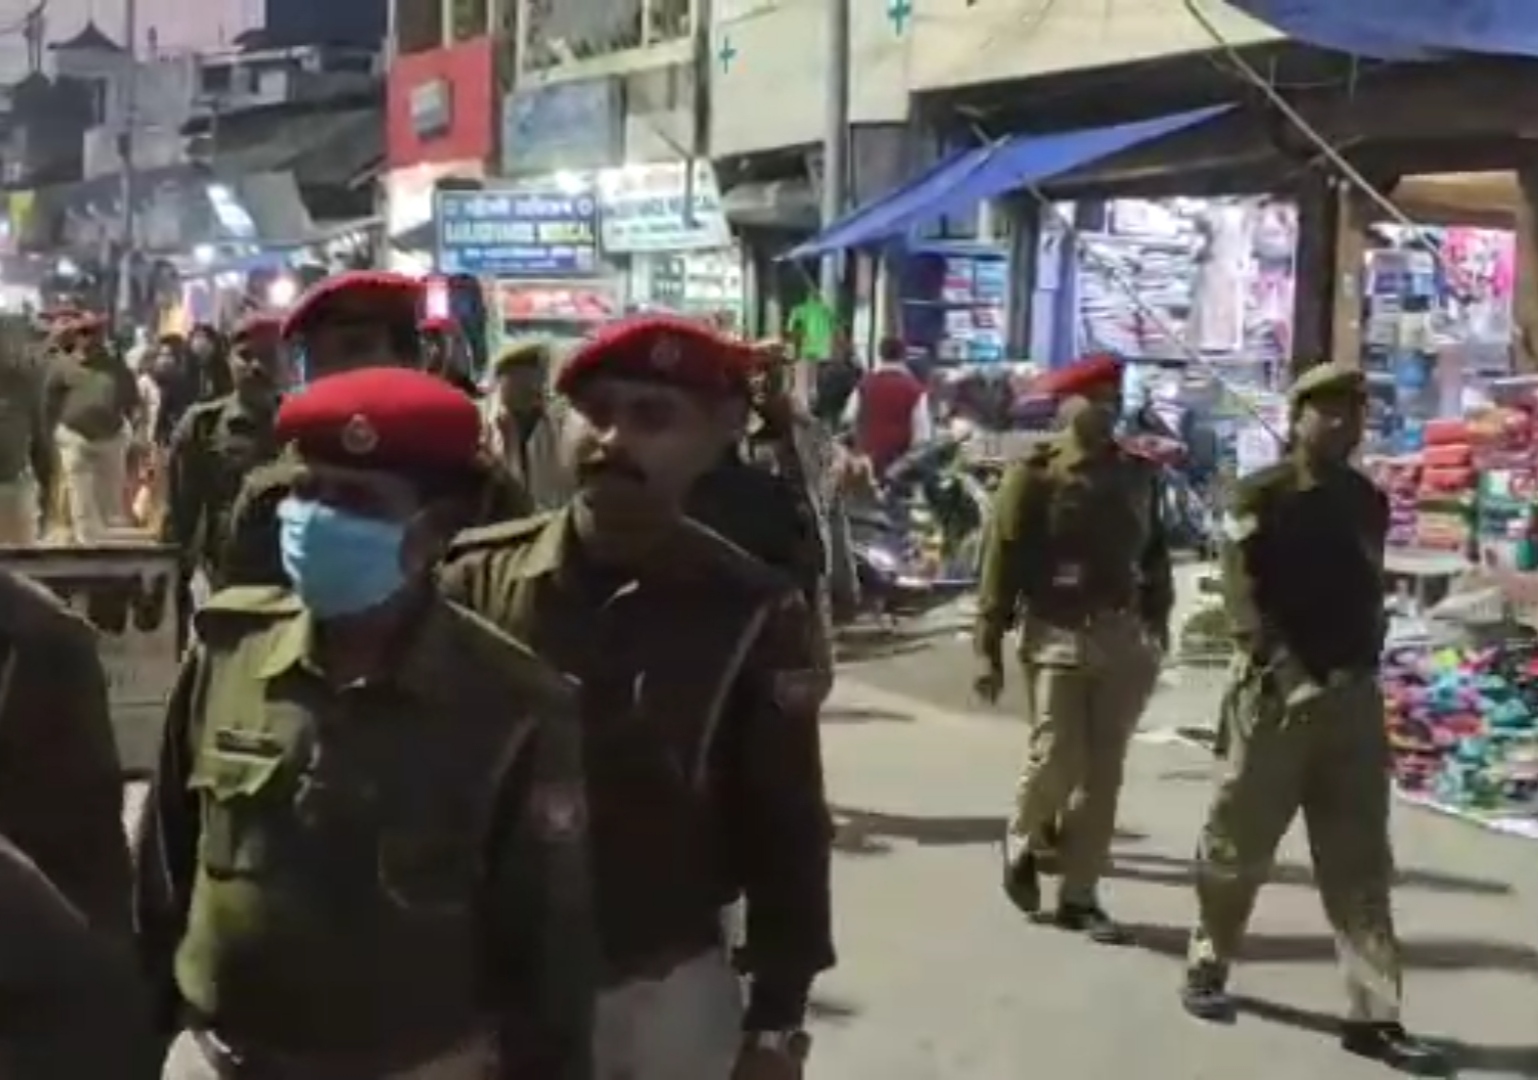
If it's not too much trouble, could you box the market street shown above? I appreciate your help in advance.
[811,668,1538,1079]
[117,605,1538,1079]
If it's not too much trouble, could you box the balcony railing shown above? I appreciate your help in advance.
[521,0,691,74]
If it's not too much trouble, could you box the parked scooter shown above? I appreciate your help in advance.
[841,433,990,623]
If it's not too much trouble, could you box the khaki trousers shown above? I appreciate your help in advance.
[1188,662,1402,1022]
[1006,611,1160,904]
[0,473,38,544]
[56,425,128,543]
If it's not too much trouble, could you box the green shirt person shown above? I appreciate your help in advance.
[785,295,835,362]
[133,367,597,1080]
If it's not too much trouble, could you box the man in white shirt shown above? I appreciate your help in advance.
[481,341,572,511]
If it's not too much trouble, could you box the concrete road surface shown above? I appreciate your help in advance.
[811,672,1538,1079]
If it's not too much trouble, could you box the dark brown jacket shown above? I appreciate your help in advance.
[0,833,157,1078]
[0,572,133,938]
[441,509,834,1028]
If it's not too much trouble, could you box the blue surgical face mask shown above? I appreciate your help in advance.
[277,496,409,617]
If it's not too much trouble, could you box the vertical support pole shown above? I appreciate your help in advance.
[116,0,138,322]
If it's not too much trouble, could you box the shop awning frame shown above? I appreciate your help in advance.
[1223,0,1538,62]
[782,104,1235,261]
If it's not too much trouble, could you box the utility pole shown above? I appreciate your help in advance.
[116,0,138,323]
[820,0,850,306]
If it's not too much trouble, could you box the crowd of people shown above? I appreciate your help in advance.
[0,271,1453,1079]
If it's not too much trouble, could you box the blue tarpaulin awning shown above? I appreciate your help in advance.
[1226,0,1538,61]
[784,105,1233,261]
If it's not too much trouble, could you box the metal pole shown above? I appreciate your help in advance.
[819,0,849,305]
[116,0,138,322]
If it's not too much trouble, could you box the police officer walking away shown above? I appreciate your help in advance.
[973,353,1171,944]
[134,368,597,1080]
[443,315,834,1080]
[1180,361,1447,1074]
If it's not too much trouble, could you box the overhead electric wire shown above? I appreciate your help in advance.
[1181,0,1439,257]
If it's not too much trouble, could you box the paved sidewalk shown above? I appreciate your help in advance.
[812,674,1538,1079]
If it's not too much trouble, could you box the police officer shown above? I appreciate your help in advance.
[1180,361,1446,1073]
[162,312,287,618]
[220,274,531,589]
[973,353,1171,943]
[442,314,833,1080]
[0,569,133,938]
[133,368,597,1080]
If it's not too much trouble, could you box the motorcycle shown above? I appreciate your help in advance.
[841,434,991,623]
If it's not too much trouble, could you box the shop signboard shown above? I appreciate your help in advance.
[387,38,496,168]
[435,188,599,278]
[597,162,731,254]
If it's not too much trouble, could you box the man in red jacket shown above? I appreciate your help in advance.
[841,337,932,474]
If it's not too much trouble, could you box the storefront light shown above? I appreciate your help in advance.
[554,170,588,195]
[267,276,298,307]
[193,243,216,265]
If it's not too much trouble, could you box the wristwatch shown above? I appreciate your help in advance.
[744,1030,812,1060]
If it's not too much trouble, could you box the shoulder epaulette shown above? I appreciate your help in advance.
[197,585,302,618]
[441,600,578,711]
[677,518,794,598]
[448,511,557,556]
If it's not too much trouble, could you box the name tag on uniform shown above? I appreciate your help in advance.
[1052,563,1083,588]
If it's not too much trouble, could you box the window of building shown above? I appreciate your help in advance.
[198,64,232,95]
[523,0,677,71]
[452,0,488,41]
[395,0,444,55]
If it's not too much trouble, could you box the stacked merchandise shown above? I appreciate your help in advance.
[1467,406,1538,569]
[1381,633,1538,837]
[1372,456,1422,549]
[1413,419,1477,555]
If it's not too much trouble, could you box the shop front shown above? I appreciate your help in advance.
[434,182,615,356]
[804,44,1538,837]
[383,36,496,273]
[596,160,744,332]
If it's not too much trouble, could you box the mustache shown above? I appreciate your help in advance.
[577,457,647,486]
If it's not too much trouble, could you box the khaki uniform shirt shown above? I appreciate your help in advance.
[132,587,597,1072]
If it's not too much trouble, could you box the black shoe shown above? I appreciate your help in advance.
[1341,1022,1453,1075]
[1180,962,1235,1023]
[1003,853,1040,914]
[1053,903,1131,945]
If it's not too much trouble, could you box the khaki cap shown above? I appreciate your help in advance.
[1288,361,1366,407]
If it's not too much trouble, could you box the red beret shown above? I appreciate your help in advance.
[233,311,283,344]
[1031,353,1124,398]
[555,314,755,399]
[281,271,422,340]
[276,368,483,479]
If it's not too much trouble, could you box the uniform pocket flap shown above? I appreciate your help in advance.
[188,740,285,800]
